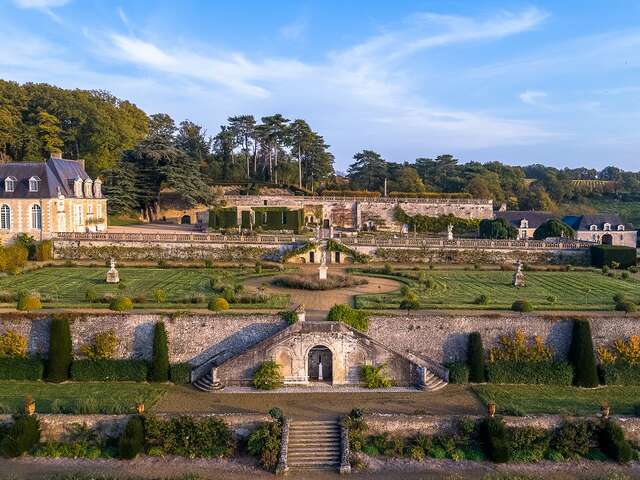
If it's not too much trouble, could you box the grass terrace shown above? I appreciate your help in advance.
[473,384,640,416]
[352,268,640,311]
[0,266,289,309]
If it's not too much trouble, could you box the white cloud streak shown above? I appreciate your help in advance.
[519,90,547,105]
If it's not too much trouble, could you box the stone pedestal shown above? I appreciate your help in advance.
[295,304,306,322]
[318,265,328,280]
[106,259,120,284]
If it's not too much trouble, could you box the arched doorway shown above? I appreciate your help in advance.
[181,215,191,225]
[602,233,613,245]
[323,219,330,228]
[308,345,333,382]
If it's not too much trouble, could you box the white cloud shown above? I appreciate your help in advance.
[279,17,308,40]
[519,90,547,105]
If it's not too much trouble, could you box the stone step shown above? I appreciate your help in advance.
[287,419,342,472]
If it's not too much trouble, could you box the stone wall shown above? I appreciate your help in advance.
[367,313,640,364]
[364,413,640,444]
[0,413,269,441]
[0,313,286,366]
[2,311,639,373]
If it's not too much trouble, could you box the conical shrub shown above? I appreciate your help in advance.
[149,321,169,382]
[568,319,599,388]
[46,316,72,382]
[468,331,486,383]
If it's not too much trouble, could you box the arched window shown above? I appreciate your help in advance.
[520,219,529,228]
[604,223,611,231]
[31,204,42,229]
[0,205,10,230]
[617,225,625,231]
[29,176,40,192]
[4,177,16,193]
[589,224,597,231]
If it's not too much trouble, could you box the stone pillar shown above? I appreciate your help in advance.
[295,304,306,322]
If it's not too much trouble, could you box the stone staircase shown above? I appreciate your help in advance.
[192,371,223,392]
[287,420,342,471]
[421,369,448,392]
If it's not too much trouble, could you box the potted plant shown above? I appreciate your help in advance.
[135,401,145,415]
[24,395,36,415]
[487,400,497,418]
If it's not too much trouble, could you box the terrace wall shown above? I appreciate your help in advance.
[1,312,639,368]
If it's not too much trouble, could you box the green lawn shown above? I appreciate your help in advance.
[0,381,167,414]
[473,384,640,416]
[353,269,640,310]
[0,267,288,309]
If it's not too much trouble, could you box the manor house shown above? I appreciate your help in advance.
[0,154,107,244]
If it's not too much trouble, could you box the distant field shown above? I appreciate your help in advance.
[353,269,640,311]
[0,267,288,309]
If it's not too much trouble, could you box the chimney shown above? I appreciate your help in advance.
[50,152,62,160]
[77,159,86,171]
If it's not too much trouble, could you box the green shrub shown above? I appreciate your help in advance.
[599,419,633,463]
[479,417,510,463]
[399,299,420,311]
[568,319,599,388]
[0,358,44,381]
[468,332,486,383]
[446,362,469,384]
[509,426,551,462]
[149,322,169,382]
[511,299,533,312]
[360,364,392,388]
[474,294,490,305]
[486,361,573,385]
[170,363,191,384]
[326,304,369,332]
[71,360,148,382]
[144,415,235,458]
[16,293,41,311]
[109,296,133,312]
[33,441,102,459]
[599,363,640,385]
[551,420,596,459]
[46,316,72,382]
[208,297,230,311]
[118,415,144,459]
[615,301,637,314]
[0,243,28,274]
[247,421,282,472]
[591,245,637,269]
[252,361,283,390]
[84,287,98,303]
[280,310,298,325]
[35,240,53,261]
[0,414,40,457]
[152,288,167,303]
[80,330,119,360]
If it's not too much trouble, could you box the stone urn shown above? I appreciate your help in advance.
[135,402,145,415]
[487,401,497,418]
[600,402,610,419]
[24,396,36,416]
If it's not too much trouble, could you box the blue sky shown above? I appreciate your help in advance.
[1,1,640,171]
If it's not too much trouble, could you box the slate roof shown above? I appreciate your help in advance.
[0,158,90,199]
[495,211,554,229]
[562,214,629,231]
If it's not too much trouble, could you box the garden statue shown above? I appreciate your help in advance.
[106,258,120,284]
[318,246,328,280]
[447,224,454,241]
[513,260,525,287]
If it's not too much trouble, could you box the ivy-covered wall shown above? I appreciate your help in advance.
[209,208,238,229]
[209,207,304,233]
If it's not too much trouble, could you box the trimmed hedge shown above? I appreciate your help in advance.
[445,362,469,384]
[0,358,44,381]
[479,417,510,463]
[568,319,599,388]
[149,322,169,382]
[70,359,148,382]
[326,304,369,332]
[600,419,633,463]
[0,414,40,458]
[590,245,637,268]
[169,363,192,384]
[599,363,640,385]
[468,332,486,383]
[46,317,72,382]
[118,415,144,459]
[486,361,573,385]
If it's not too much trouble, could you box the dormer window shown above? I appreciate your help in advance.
[4,177,16,193]
[29,176,40,192]
[93,178,102,198]
[520,219,529,229]
[589,225,598,231]
[73,178,83,198]
[83,179,93,198]
[604,223,611,231]
[618,225,625,231]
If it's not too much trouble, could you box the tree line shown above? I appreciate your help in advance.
[2,80,640,219]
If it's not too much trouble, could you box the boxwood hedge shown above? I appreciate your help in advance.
[71,359,148,382]
[0,358,44,381]
[486,361,573,385]
[599,363,640,386]
[169,363,192,384]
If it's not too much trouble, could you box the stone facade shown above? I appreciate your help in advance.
[215,321,424,387]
